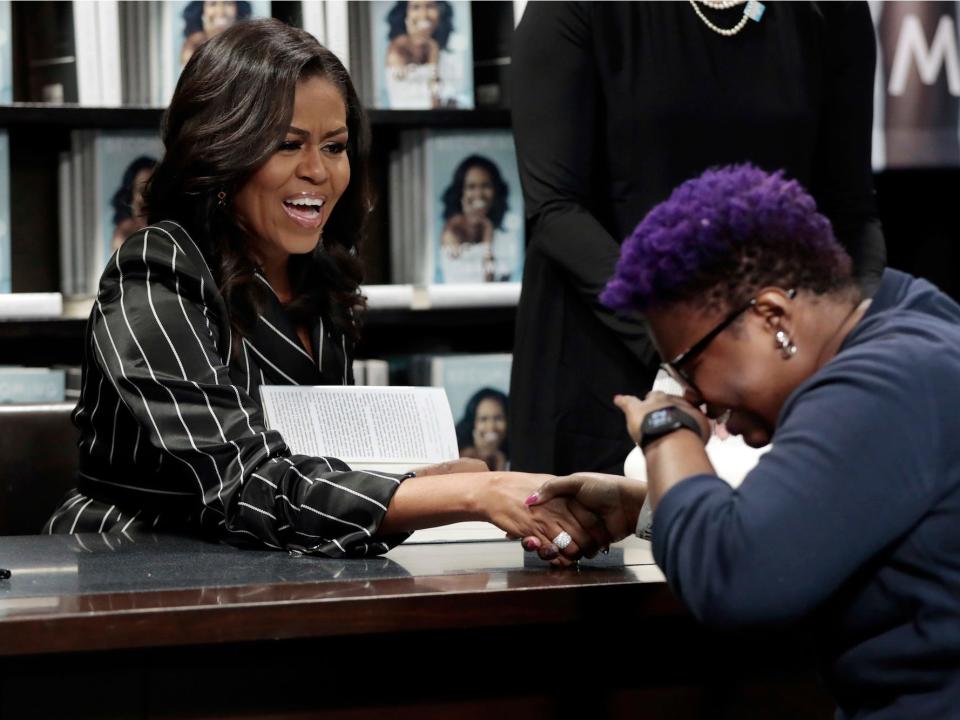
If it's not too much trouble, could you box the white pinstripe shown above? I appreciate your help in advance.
[88,375,104,452]
[252,472,277,489]
[48,493,87,534]
[120,510,140,533]
[231,385,272,458]
[258,313,313,361]
[133,423,141,464]
[173,245,225,385]
[98,505,116,533]
[299,502,373,536]
[243,340,252,395]
[358,470,402,485]
[68,498,94,534]
[239,501,276,520]
[244,339,299,385]
[318,317,324,372]
[108,397,120,464]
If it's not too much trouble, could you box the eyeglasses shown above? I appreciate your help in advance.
[660,289,796,399]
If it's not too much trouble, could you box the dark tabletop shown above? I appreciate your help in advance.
[0,534,677,656]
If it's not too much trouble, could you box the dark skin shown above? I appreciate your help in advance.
[526,285,871,550]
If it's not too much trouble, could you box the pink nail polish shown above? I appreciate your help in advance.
[524,493,539,506]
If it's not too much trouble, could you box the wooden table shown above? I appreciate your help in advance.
[0,533,833,719]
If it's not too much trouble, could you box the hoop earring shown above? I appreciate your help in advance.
[217,191,227,209]
[775,330,798,359]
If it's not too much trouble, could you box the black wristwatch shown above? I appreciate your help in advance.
[638,406,703,451]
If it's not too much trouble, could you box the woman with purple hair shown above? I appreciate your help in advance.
[528,164,960,718]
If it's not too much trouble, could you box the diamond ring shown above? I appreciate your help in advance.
[552,531,573,550]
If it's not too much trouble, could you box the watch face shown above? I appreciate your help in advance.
[647,409,671,426]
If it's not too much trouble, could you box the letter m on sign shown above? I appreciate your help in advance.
[888,14,960,96]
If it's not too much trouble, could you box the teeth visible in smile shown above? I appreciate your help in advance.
[286,198,324,209]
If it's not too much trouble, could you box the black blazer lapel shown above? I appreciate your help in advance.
[245,273,321,386]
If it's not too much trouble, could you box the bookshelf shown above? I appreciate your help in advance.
[0,1,521,372]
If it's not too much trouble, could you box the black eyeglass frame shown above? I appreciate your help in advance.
[661,288,796,398]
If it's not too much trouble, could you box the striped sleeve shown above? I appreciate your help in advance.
[90,227,408,557]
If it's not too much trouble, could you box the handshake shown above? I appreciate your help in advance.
[519,472,648,566]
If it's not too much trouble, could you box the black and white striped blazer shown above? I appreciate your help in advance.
[45,220,409,557]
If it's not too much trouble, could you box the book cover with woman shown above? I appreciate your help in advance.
[162,0,269,104]
[426,130,523,283]
[423,353,512,471]
[370,0,474,109]
[95,131,163,266]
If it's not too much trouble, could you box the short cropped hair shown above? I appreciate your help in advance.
[601,164,854,314]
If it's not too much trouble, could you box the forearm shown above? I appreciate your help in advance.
[643,430,715,510]
[378,472,493,534]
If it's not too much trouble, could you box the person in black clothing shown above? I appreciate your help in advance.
[508,1,886,475]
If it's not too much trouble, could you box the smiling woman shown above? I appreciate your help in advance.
[43,18,608,565]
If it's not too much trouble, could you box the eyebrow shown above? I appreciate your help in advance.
[287,125,348,140]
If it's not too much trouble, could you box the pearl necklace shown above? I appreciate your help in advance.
[689,0,764,37]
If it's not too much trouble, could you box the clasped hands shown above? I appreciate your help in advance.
[422,391,710,566]
[520,391,710,564]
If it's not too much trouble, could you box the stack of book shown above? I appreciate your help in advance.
[58,130,163,298]
[19,1,270,106]
[389,128,524,285]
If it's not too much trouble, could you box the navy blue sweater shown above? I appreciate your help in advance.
[653,270,960,719]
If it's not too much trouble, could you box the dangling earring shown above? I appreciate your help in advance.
[217,190,227,209]
[775,329,797,359]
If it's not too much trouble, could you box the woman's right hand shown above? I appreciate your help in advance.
[526,473,647,544]
[478,473,612,565]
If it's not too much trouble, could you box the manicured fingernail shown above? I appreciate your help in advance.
[524,493,539,506]
[522,537,541,551]
[542,546,559,560]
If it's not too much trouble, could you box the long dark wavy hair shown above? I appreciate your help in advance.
[441,155,509,230]
[146,18,371,349]
[386,1,455,49]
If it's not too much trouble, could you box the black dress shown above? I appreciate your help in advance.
[509,1,886,474]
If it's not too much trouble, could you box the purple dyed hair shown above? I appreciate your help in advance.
[601,164,854,314]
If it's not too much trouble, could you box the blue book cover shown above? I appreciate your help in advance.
[427,353,512,470]
[0,368,66,403]
[162,0,270,104]
[0,131,9,293]
[94,131,164,269]
[369,1,474,109]
[425,129,524,284]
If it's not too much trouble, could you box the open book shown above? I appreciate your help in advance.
[259,385,507,543]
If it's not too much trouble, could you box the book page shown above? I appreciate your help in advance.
[260,385,458,466]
